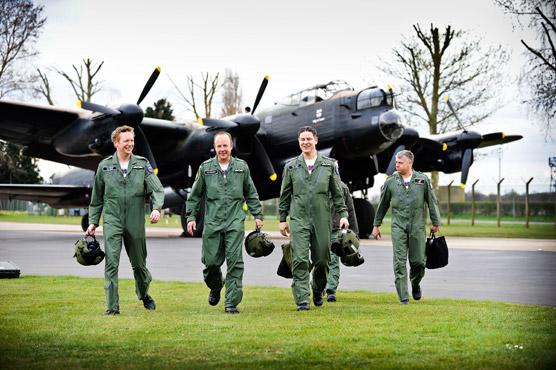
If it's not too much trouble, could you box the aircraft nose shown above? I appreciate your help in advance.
[378,110,403,141]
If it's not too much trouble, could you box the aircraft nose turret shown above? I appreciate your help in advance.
[378,110,403,142]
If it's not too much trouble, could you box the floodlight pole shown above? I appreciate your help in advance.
[497,178,505,227]
[525,177,533,228]
[471,179,479,226]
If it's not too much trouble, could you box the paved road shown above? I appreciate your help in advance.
[1,223,555,306]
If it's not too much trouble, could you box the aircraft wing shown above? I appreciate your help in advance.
[0,184,91,208]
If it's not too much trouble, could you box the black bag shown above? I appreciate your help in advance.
[425,232,448,269]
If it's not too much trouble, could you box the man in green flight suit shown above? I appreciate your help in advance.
[87,125,164,315]
[325,180,359,302]
[279,126,349,311]
[186,131,263,314]
[372,150,440,304]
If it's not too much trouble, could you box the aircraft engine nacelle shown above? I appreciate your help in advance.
[51,118,112,157]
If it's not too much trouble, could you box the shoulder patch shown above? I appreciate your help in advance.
[146,162,154,174]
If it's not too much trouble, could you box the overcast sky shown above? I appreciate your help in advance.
[31,0,555,195]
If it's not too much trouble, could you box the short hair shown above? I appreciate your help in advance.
[213,131,233,145]
[111,125,134,142]
[298,125,317,138]
[396,150,414,163]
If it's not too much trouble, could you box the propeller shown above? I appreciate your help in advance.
[78,67,161,174]
[460,148,473,187]
[199,75,277,182]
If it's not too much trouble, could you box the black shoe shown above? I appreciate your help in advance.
[103,308,120,316]
[313,290,324,307]
[296,303,310,311]
[141,294,156,310]
[208,289,221,306]
[225,306,240,314]
[412,285,422,301]
[400,299,409,305]
[327,293,337,302]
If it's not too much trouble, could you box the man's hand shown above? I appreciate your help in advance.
[86,224,96,236]
[371,226,381,240]
[150,209,161,224]
[255,218,263,229]
[279,221,290,237]
[339,217,349,230]
[187,221,196,236]
[431,225,440,234]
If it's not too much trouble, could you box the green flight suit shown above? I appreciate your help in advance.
[185,156,262,308]
[326,181,359,294]
[89,153,164,311]
[373,171,440,302]
[279,153,347,306]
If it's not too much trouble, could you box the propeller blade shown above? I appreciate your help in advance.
[252,135,277,181]
[478,133,523,148]
[137,66,161,105]
[444,96,466,132]
[134,126,158,175]
[78,100,120,115]
[201,118,238,129]
[460,148,473,187]
[251,75,269,115]
[386,144,405,175]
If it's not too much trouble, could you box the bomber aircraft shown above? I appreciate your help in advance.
[0,68,522,238]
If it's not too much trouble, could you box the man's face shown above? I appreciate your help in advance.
[214,134,232,162]
[113,131,134,156]
[298,131,317,155]
[395,155,412,175]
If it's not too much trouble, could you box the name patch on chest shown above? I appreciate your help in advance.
[415,179,425,185]
[234,169,244,173]
[102,166,117,172]
[205,170,218,175]
[288,164,302,170]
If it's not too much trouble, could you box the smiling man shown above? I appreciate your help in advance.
[87,125,164,315]
[279,126,349,311]
[372,150,440,304]
[186,131,263,314]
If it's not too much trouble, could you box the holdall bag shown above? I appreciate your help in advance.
[425,232,449,269]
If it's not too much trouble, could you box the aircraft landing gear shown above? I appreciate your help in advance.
[81,213,89,232]
[180,200,204,238]
[353,198,375,239]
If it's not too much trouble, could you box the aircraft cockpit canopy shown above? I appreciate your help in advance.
[356,87,393,110]
[277,80,353,107]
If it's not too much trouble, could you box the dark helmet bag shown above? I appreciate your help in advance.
[245,228,275,258]
[74,235,105,266]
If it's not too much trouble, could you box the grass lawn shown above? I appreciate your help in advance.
[0,276,555,369]
[2,211,555,239]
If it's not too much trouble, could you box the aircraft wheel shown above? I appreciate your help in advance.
[180,199,204,238]
[353,198,375,239]
[81,213,89,232]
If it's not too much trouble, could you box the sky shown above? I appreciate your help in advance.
[28,0,556,195]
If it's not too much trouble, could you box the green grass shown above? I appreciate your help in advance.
[1,276,555,369]
[2,211,555,239]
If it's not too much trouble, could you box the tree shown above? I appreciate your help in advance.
[0,141,42,184]
[55,58,104,102]
[380,24,509,188]
[494,0,556,138]
[144,98,175,121]
[0,0,46,98]
[170,72,220,119]
[220,68,242,117]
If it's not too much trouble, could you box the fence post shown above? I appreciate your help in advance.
[497,178,505,227]
[447,180,454,225]
[471,179,479,226]
[525,177,533,228]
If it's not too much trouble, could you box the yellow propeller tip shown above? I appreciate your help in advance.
[387,85,392,90]
[156,66,161,72]
[154,168,159,175]
[77,100,82,108]
[197,117,203,125]
[460,183,465,189]
[442,143,448,151]
[264,75,270,80]
[270,173,277,181]
[502,132,506,138]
